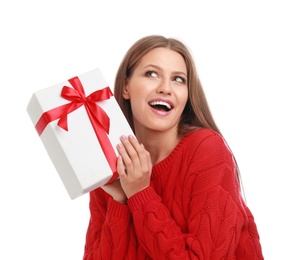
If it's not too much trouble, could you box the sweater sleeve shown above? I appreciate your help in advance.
[127,132,263,259]
[83,188,135,260]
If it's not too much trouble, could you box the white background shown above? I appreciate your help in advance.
[1,1,287,259]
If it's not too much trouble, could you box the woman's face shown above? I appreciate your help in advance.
[123,47,188,134]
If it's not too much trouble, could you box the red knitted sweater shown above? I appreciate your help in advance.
[83,129,264,259]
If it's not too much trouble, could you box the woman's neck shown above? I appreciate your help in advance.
[135,129,181,165]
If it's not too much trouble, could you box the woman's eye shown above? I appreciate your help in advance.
[146,71,157,78]
[174,76,185,83]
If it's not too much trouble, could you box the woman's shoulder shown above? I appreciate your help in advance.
[179,128,233,163]
[181,128,224,148]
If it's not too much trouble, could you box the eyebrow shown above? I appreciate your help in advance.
[143,64,187,77]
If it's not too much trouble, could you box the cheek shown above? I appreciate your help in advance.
[128,85,147,102]
[129,90,148,116]
[130,94,144,109]
[177,89,189,108]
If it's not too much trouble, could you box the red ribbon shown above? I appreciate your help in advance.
[35,76,118,184]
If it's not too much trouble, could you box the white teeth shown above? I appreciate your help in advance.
[149,101,172,109]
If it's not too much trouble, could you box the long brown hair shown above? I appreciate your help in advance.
[113,35,241,184]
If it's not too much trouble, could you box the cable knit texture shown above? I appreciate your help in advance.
[83,128,264,259]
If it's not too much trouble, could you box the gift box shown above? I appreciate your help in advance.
[27,68,134,199]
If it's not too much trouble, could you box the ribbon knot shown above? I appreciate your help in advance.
[35,76,113,134]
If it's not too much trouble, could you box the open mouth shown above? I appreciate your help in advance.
[148,101,173,112]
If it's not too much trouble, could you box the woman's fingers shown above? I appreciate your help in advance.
[116,135,151,177]
[116,135,152,198]
[118,136,140,169]
[117,135,137,174]
[116,155,126,178]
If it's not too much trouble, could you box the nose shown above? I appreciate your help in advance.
[156,78,172,95]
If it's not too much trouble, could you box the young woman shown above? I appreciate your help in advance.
[83,35,264,259]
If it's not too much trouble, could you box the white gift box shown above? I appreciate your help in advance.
[27,68,134,199]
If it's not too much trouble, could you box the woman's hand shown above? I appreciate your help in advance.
[116,135,152,198]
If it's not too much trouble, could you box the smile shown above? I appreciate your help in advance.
[148,101,173,112]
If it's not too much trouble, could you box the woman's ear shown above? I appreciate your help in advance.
[123,81,130,100]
